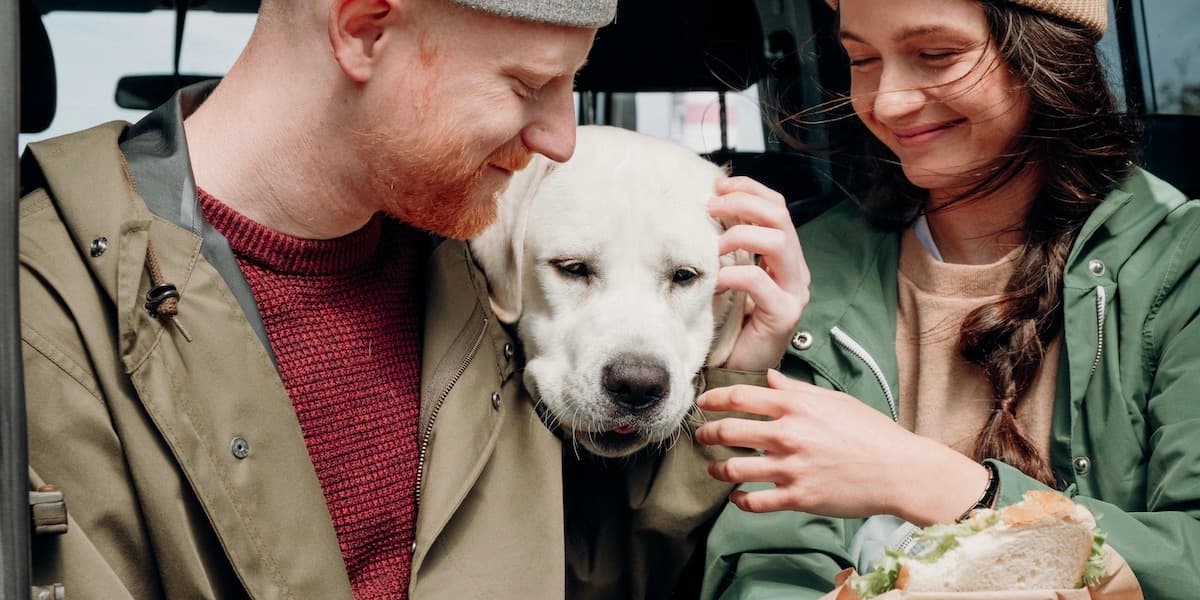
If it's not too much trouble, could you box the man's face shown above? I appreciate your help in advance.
[355,3,596,239]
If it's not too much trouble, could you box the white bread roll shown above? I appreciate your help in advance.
[897,491,1097,592]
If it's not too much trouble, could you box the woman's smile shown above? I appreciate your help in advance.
[889,117,969,148]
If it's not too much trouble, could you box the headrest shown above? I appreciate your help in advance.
[20,0,56,134]
[574,0,766,93]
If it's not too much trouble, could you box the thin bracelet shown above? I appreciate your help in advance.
[956,461,1000,522]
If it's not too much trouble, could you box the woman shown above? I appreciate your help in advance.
[695,1,1200,598]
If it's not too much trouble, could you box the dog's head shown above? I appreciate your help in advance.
[470,126,751,458]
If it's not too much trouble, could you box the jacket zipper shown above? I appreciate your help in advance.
[415,316,489,506]
[830,326,899,422]
[1091,286,1107,375]
[895,527,918,554]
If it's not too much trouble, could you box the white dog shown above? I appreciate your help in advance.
[470,126,750,458]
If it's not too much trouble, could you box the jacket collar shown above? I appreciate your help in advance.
[119,81,275,360]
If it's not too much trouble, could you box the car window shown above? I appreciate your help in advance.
[633,87,766,153]
[18,10,255,148]
[1097,0,1125,109]
[1137,0,1200,115]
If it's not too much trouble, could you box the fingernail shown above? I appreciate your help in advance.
[707,197,722,210]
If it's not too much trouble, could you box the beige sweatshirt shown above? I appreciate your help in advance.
[895,228,1058,460]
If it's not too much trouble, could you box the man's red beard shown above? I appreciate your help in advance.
[356,127,533,240]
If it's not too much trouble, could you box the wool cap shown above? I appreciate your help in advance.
[450,0,617,27]
[824,0,1108,37]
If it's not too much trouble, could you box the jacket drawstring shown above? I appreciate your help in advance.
[144,239,192,342]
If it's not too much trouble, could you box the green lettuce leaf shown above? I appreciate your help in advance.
[1080,529,1108,587]
[909,512,998,563]
[848,549,902,600]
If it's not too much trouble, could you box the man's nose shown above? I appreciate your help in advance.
[521,86,577,163]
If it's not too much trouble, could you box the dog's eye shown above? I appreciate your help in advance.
[672,268,699,285]
[553,260,591,279]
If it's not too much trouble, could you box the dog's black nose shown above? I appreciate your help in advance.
[602,355,670,411]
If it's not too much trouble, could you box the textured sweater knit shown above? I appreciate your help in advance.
[896,228,1058,461]
[199,189,427,599]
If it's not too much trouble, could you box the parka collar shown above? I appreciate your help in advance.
[120,81,276,360]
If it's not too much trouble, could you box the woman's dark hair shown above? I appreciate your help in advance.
[852,2,1138,486]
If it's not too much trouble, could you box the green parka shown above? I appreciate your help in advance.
[19,86,750,599]
[702,169,1200,600]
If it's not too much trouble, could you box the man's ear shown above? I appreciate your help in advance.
[468,155,556,324]
[329,0,397,82]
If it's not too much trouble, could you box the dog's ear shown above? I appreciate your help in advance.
[469,155,556,324]
[706,264,753,368]
[706,210,756,367]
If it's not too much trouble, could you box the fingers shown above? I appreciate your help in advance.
[716,176,787,209]
[717,224,789,261]
[717,265,804,334]
[696,384,791,418]
[708,190,792,232]
[767,368,809,391]
[729,487,800,513]
[694,417,781,450]
[707,456,781,484]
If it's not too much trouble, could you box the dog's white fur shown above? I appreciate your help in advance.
[470,126,750,458]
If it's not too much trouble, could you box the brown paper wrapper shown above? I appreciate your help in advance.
[818,545,1142,600]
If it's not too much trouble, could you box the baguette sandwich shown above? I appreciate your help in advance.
[850,490,1108,598]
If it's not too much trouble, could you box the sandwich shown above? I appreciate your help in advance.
[850,490,1108,598]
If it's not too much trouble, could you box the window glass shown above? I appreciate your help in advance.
[1097,0,1125,109]
[634,86,766,153]
[19,10,256,147]
[1141,1,1200,115]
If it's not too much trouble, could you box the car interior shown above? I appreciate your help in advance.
[8,0,1200,597]
[19,0,1200,210]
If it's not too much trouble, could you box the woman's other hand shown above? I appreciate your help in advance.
[695,370,991,526]
[708,176,810,371]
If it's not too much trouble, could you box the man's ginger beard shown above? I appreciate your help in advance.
[355,124,532,239]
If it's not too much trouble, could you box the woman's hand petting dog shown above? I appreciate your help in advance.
[707,176,810,371]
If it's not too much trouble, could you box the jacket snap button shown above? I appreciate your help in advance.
[230,437,250,459]
[1088,259,1106,277]
[90,236,108,258]
[491,392,501,409]
[791,330,814,351]
[503,343,514,360]
[1072,455,1091,475]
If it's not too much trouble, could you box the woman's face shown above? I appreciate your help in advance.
[839,0,1031,193]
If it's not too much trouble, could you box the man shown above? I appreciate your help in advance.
[19,0,807,597]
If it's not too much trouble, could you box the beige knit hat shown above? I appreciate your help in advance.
[823,0,1108,37]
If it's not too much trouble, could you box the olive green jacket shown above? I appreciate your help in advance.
[20,87,745,599]
[702,169,1200,600]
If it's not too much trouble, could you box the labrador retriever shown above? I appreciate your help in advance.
[470,125,750,458]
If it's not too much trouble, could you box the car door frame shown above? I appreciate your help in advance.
[1,0,32,597]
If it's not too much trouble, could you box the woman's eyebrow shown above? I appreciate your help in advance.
[839,24,960,45]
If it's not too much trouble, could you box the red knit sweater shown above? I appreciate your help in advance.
[199,189,427,599]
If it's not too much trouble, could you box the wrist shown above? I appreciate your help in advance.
[894,440,992,526]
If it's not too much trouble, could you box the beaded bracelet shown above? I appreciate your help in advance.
[956,461,1000,522]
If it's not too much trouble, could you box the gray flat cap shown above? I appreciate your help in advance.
[451,0,617,27]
